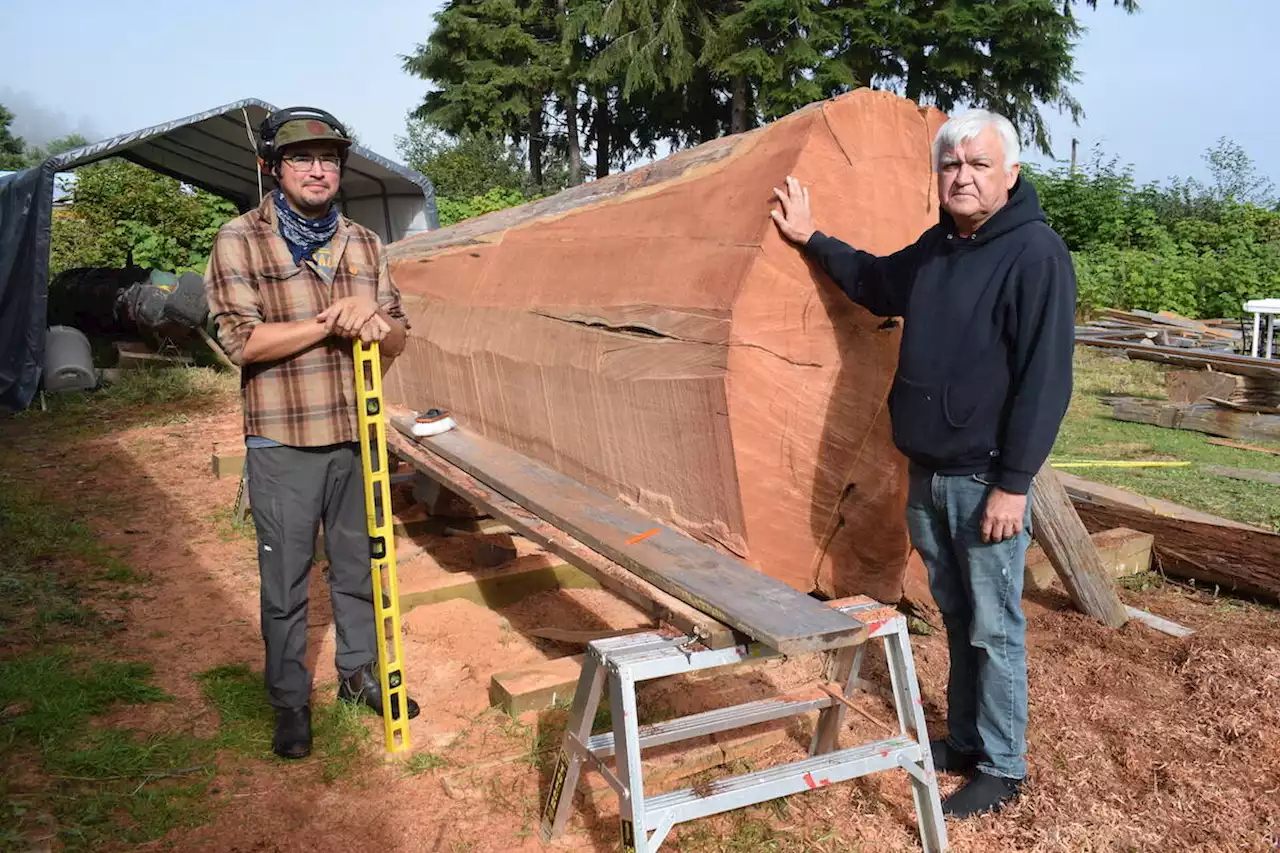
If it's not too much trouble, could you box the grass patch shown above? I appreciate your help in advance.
[0,474,128,646]
[403,752,449,775]
[18,366,236,435]
[208,506,255,543]
[0,478,221,850]
[1053,349,1280,530]
[197,664,373,782]
[674,810,854,853]
[0,654,212,852]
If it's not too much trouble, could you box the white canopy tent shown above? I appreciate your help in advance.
[0,98,436,412]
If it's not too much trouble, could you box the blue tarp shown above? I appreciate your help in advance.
[0,162,55,412]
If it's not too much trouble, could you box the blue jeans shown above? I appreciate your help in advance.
[905,465,1032,780]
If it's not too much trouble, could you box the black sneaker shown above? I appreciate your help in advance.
[273,706,312,759]
[337,662,420,720]
[942,770,1023,818]
[930,738,980,774]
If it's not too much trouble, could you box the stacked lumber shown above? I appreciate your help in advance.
[1076,308,1242,351]
[383,89,949,604]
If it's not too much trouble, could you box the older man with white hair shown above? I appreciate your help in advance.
[771,108,1076,818]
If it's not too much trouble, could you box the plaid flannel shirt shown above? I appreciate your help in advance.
[205,194,409,447]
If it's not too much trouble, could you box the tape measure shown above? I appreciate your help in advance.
[354,339,411,753]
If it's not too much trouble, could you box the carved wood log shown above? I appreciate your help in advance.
[384,90,949,603]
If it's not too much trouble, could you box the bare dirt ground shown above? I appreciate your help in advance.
[5,386,1279,853]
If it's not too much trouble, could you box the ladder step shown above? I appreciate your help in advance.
[644,736,920,825]
[591,631,671,656]
[586,696,830,757]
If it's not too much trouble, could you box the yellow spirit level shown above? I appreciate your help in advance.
[354,339,411,753]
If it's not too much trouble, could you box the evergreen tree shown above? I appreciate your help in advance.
[0,105,30,170]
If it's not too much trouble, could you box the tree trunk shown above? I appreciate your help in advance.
[904,54,924,104]
[557,0,582,187]
[595,93,611,180]
[696,73,719,143]
[528,101,545,190]
[565,86,582,186]
[730,75,750,135]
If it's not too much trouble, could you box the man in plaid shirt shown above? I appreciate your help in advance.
[206,107,419,759]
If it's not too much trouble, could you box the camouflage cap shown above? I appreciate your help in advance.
[273,118,352,150]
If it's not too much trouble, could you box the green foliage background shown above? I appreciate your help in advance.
[1025,138,1280,320]
[50,161,238,276]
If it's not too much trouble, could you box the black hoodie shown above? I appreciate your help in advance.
[803,177,1075,495]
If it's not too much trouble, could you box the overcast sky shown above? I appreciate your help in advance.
[0,0,1272,188]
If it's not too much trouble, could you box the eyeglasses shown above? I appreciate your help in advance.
[281,154,342,172]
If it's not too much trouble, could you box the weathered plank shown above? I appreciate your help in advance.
[1030,465,1129,628]
[1071,501,1280,603]
[1124,606,1194,638]
[1207,438,1280,456]
[387,415,737,649]
[1076,338,1280,380]
[1056,471,1266,531]
[395,418,869,655]
[1204,397,1280,416]
[1110,397,1280,444]
[1203,465,1280,487]
[398,560,601,612]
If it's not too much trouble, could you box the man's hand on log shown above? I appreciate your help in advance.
[982,488,1027,544]
[770,176,816,245]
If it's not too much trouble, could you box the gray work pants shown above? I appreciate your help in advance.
[246,443,376,709]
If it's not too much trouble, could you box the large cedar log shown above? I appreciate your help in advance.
[384,90,947,602]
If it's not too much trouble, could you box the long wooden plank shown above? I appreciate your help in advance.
[386,417,738,649]
[1076,337,1280,380]
[1029,465,1129,628]
[1203,464,1280,487]
[393,419,868,654]
[1207,438,1280,456]
[1124,606,1194,638]
[1055,471,1267,532]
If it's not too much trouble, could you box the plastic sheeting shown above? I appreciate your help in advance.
[0,98,437,413]
[0,163,55,412]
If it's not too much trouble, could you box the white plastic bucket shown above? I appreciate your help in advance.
[43,325,97,393]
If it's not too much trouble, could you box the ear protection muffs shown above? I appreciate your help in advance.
[257,106,351,176]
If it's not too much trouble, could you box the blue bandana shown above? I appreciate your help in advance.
[274,190,339,265]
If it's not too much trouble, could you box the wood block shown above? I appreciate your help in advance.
[714,723,792,765]
[1166,370,1240,404]
[211,444,245,479]
[382,89,950,605]
[411,474,483,519]
[472,532,518,568]
[489,655,584,717]
[1024,527,1153,591]
[398,559,600,612]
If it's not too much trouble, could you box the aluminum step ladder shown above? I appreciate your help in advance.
[539,596,947,852]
